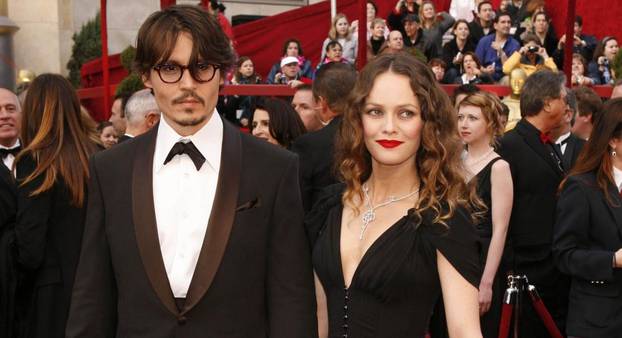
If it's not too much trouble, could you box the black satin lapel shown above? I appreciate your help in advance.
[562,142,573,173]
[516,123,564,176]
[182,121,241,314]
[606,184,622,237]
[131,126,178,316]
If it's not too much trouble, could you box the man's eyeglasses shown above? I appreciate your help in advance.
[152,63,219,84]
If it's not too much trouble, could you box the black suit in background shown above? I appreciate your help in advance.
[0,164,18,338]
[12,154,89,338]
[559,133,586,173]
[467,21,495,46]
[117,134,133,143]
[498,119,569,337]
[66,122,317,338]
[291,116,341,214]
[553,172,622,338]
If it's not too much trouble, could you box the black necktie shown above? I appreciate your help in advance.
[0,145,21,159]
[163,141,205,171]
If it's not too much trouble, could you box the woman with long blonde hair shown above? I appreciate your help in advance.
[320,13,358,65]
[309,53,482,338]
[13,73,97,338]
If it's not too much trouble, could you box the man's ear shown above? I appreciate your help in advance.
[147,112,160,128]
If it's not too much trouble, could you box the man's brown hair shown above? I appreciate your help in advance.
[573,86,603,120]
[312,62,357,116]
[134,5,235,77]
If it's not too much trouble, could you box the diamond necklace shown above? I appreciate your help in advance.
[360,183,420,240]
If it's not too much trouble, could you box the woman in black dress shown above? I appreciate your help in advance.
[308,53,483,338]
[457,92,513,337]
[13,74,98,338]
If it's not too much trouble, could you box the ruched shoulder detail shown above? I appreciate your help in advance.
[418,207,482,288]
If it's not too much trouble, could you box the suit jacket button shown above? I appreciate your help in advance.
[178,316,187,325]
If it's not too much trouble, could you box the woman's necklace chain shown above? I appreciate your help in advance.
[360,183,419,240]
[465,147,495,167]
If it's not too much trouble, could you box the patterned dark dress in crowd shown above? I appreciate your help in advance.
[474,157,508,338]
[308,184,481,338]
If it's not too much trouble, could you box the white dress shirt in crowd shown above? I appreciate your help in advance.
[555,132,571,155]
[613,165,622,193]
[1,139,20,173]
[450,0,476,22]
[152,112,222,298]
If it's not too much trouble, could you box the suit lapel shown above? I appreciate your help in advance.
[131,126,179,316]
[516,121,564,177]
[562,137,574,172]
[182,121,241,314]
[606,183,622,237]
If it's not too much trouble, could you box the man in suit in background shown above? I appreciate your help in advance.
[572,86,603,140]
[499,70,569,337]
[0,88,21,172]
[551,89,585,172]
[66,5,316,338]
[118,89,161,143]
[291,62,356,213]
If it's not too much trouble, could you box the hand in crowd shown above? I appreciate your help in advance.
[453,52,464,65]
[288,79,304,88]
[558,34,586,49]
[482,64,495,75]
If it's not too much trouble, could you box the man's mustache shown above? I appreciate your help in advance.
[172,91,205,105]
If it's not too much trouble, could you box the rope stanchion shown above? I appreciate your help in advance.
[497,275,562,338]
[527,286,563,338]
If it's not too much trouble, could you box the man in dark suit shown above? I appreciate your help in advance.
[498,70,569,337]
[0,88,21,172]
[291,62,356,213]
[118,89,161,143]
[468,1,495,45]
[551,90,585,172]
[66,6,317,338]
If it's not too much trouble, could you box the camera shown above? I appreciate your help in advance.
[527,46,539,53]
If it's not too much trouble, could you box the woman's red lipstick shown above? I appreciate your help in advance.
[376,139,404,148]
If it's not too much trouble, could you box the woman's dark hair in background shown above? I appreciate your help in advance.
[15,73,97,207]
[564,98,622,205]
[234,56,261,83]
[97,121,114,134]
[252,97,307,148]
[282,38,304,56]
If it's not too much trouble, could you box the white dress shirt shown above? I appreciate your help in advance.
[1,139,20,173]
[613,165,622,193]
[152,112,222,297]
[555,132,571,155]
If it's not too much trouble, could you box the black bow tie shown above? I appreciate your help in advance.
[0,146,21,159]
[163,141,205,170]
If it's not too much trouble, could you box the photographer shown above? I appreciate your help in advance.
[387,0,421,31]
[588,36,619,85]
[503,33,557,77]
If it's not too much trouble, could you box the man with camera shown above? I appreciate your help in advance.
[503,33,558,77]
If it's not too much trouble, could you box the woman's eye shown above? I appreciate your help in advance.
[365,109,382,117]
[399,110,415,119]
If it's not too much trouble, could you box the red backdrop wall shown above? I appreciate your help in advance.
[232,0,622,78]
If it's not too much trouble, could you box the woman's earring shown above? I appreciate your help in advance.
[612,149,618,157]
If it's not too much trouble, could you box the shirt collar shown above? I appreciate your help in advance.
[0,139,20,150]
[154,110,223,173]
[555,132,571,144]
[613,165,622,192]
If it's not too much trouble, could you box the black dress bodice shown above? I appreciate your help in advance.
[309,184,481,338]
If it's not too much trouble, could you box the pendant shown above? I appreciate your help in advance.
[360,209,375,240]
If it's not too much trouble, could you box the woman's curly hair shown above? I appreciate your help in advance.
[336,52,483,226]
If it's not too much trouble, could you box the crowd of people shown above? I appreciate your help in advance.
[1,2,622,338]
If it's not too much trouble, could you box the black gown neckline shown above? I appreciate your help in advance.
[337,205,412,289]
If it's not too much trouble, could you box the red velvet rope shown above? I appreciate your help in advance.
[497,303,513,338]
